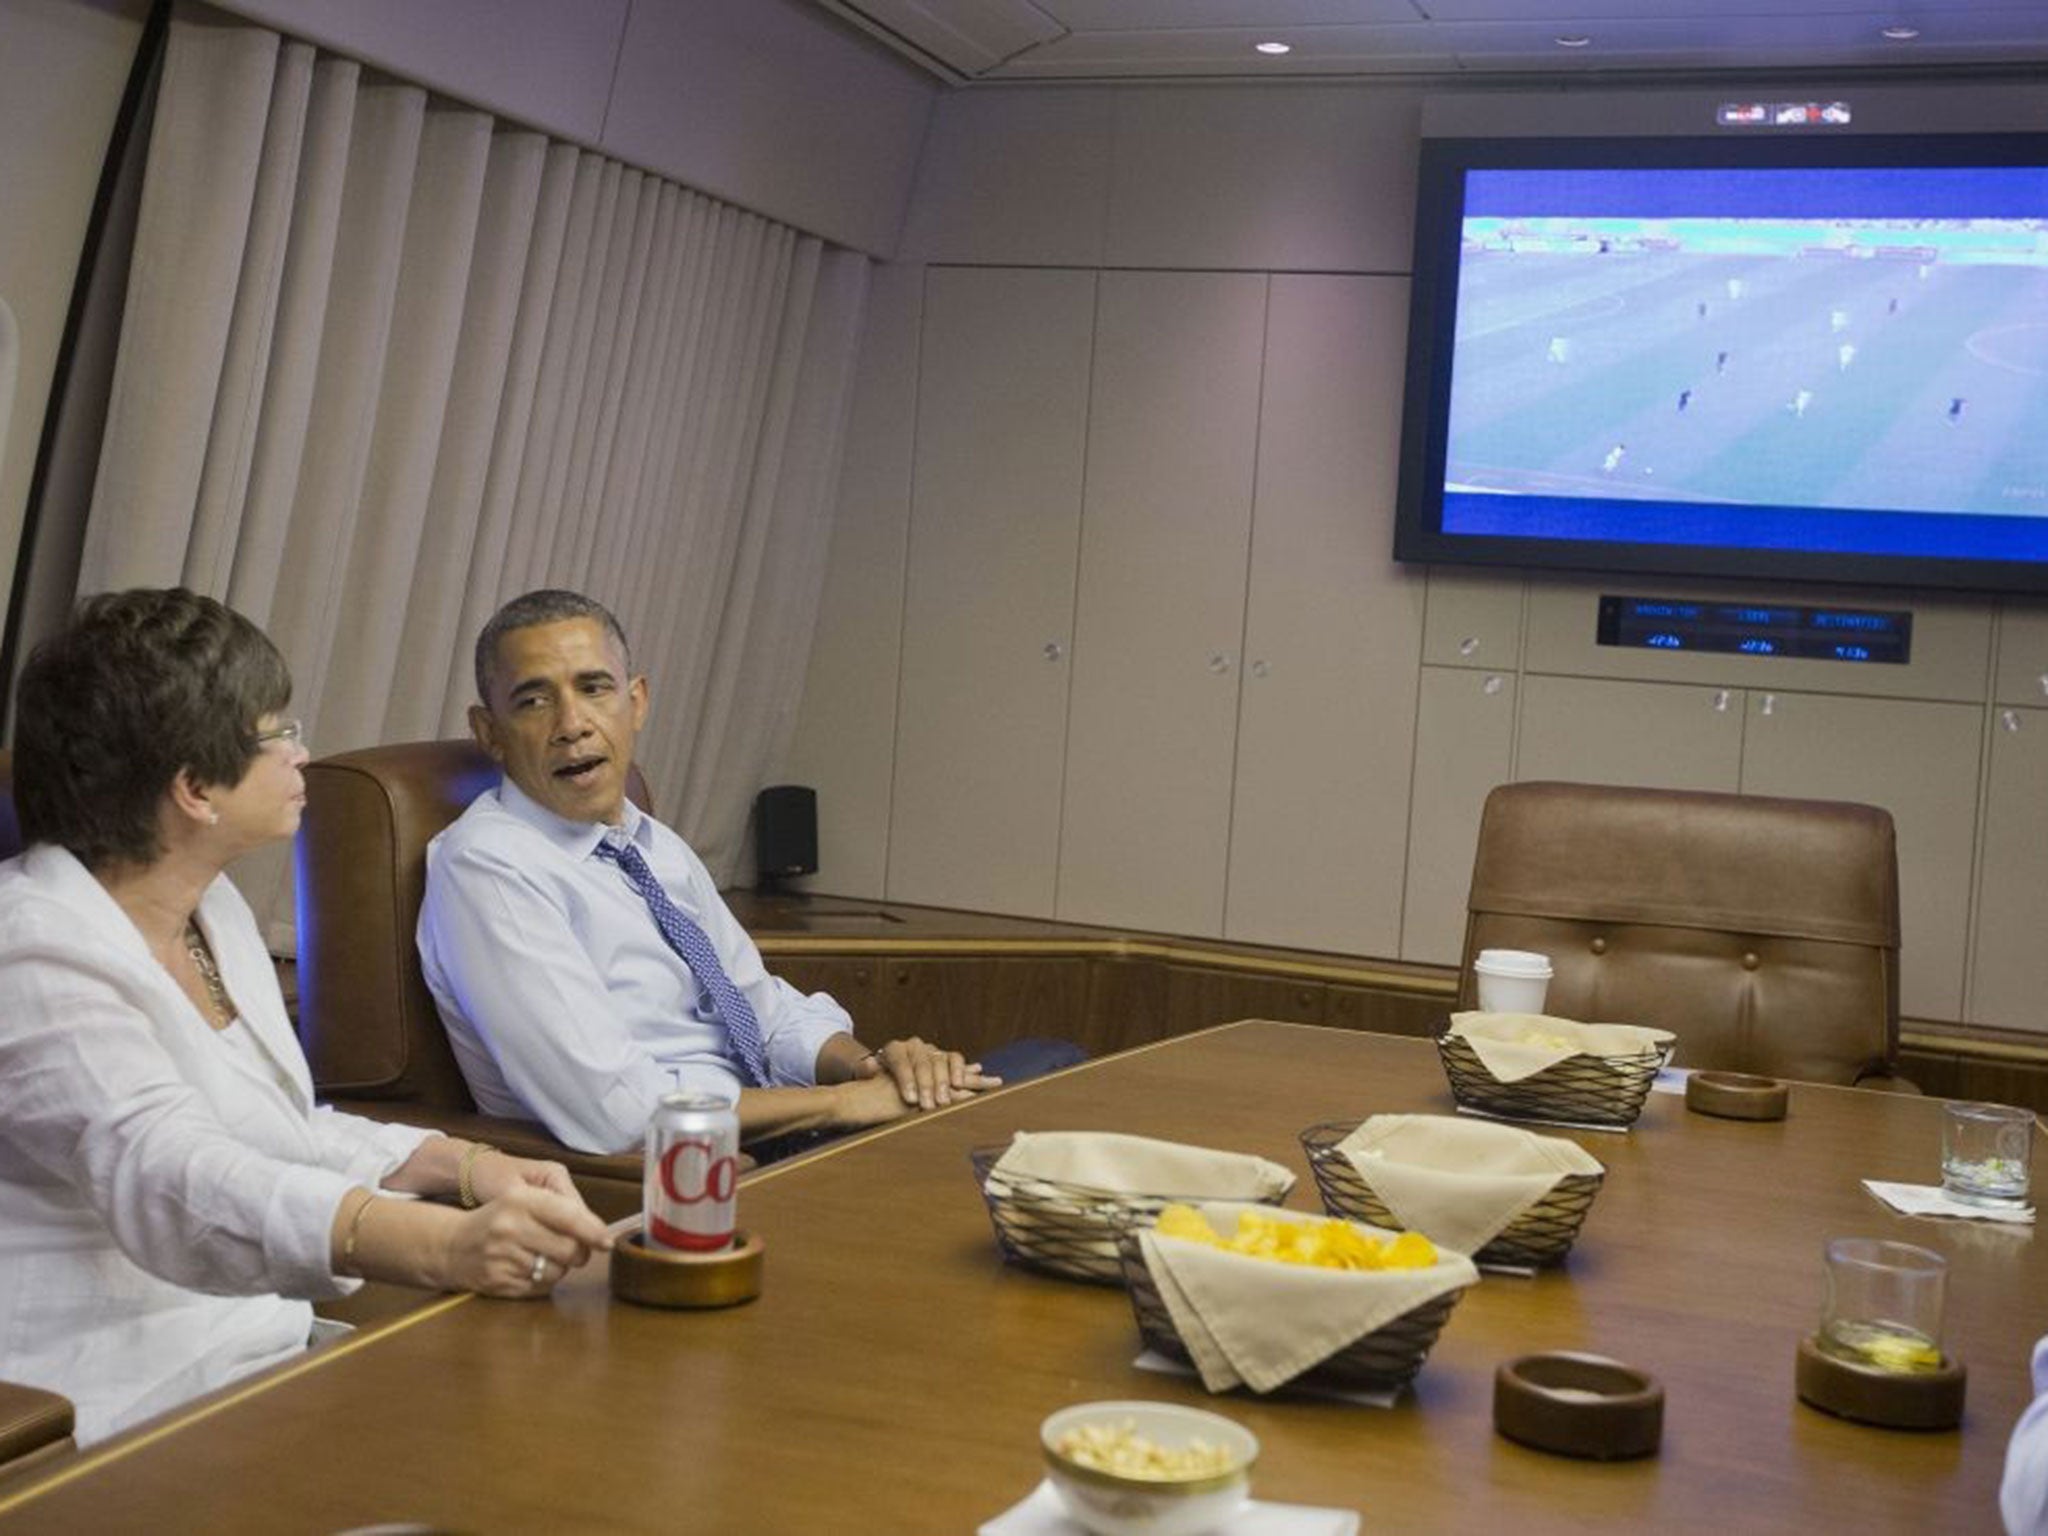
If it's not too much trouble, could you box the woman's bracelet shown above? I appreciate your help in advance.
[341,1191,378,1272]
[457,1141,497,1210]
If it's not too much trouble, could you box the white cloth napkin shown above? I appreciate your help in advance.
[1138,1201,1479,1394]
[1864,1179,2036,1224]
[981,1479,1360,1536]
[1334,1115,1603,1256]
[989,1131,1297,1200]
[1448,1012,1674,1082]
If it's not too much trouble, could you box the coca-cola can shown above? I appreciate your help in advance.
[644,1091,740,1252]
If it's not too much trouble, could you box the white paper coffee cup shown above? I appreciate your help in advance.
[1474,948,1553,1014]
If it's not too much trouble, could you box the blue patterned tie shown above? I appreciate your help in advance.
[595,834,769,1088]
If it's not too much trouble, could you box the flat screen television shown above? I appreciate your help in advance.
[1393,131,2048,594]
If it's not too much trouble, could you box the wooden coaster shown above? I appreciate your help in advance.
[1494,1352,1663,1459]
[1795,1335,1965,1430]
[1686,1071,1790,1122]
[610,1229,764,1309]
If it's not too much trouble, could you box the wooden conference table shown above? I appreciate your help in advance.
[3,1023,2043,1532]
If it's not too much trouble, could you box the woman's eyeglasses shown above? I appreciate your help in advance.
[254,718,304,749]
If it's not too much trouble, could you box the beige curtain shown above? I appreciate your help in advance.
[79,8,869,943]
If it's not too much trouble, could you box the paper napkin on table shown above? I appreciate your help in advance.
[980,1479,1360,1536]
[1864,1180,2036,1224]
[1449,1013,1674,1082]
[988,1131,1296,1200]
[1335,1114,1603,1256]
[1138,1202,1478,1394]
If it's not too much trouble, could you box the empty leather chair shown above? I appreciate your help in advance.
[296,740,645,1218]
[1460,781,1908,1087]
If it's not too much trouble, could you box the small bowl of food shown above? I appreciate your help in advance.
[1040,1401,1257,1536]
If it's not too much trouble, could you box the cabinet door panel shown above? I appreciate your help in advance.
[881,957,1090,1063]
[1740,692,1981,1021]
[1422,571,1524,671]
[1164,966,1324,1036]
[887,268,1095,915]
[1995,609,2048,708]
[766,956,879,1032]
[1227,274,1424,957]
[1057,271,1266,935]
[1401,666,1516,964]
[1326,984,1447,1039]
[1970,708,2048,1032]
[1516,676,1743,792]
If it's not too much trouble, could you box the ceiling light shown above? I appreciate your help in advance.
[1881,25,1921,41]
[1254,41,1292,55]
[1554,35,1592,49]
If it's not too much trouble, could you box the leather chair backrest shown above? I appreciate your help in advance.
[1460,781,1901,1085]
[296,739,650,1109]
[0,749,21,862]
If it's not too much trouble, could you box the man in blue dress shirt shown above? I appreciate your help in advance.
[419,590,1071,1155]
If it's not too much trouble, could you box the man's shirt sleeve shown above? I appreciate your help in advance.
[420,837,685,1154]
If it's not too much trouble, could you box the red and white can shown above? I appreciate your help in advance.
[644,1091,741,1252]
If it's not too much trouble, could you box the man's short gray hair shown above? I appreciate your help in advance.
[474,589,633,701]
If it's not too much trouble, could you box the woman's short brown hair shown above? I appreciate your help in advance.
[13,588,292,869]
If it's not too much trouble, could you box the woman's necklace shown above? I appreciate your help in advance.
[184,919,236,1030]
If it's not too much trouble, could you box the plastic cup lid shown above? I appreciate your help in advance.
[1476,949,1554,977]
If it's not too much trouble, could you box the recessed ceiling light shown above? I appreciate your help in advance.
[1881,25,1921,42]
[1254,41,1292,55]
[1554,35,1592,49]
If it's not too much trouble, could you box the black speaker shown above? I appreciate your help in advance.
[754,785,818,883]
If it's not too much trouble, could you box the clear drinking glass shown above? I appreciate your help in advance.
[1815,1238,1947,1375]
[1941,1100,2034,1206]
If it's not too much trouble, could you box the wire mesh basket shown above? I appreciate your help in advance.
[1112,1221,1467,1393]
[1436,1032,1662,1128]
[968,1144,1290,1285]
[1297,1120,1604,1268]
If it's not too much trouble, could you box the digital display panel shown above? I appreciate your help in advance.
[1596,594,1912,663]
[1395,134,2048,593]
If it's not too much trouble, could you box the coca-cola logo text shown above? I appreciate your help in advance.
[658,1136,738,1205]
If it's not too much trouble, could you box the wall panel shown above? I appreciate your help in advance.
[1057,270,1265,935]
[887,266,1095,915]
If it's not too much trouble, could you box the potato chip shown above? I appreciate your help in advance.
[1152,1204,1437,1271]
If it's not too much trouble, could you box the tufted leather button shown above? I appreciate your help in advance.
[1589,937,1607,955]
[1742,951,1760,970]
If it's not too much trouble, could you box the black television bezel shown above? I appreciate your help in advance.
[1392,130,2048,596]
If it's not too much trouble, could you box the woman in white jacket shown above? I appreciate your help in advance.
[0,588,613,1445]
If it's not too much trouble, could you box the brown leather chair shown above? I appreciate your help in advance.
[1459,781,1910,1088]
[297,740,646,1218]
[0,1378,74,1485]
[0,748,20,860]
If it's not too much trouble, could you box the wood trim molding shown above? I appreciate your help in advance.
[753,932,1460,995]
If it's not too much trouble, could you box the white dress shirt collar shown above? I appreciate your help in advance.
[493,773,656,859]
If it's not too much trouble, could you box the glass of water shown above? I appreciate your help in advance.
[1941,1100,2034,1206]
